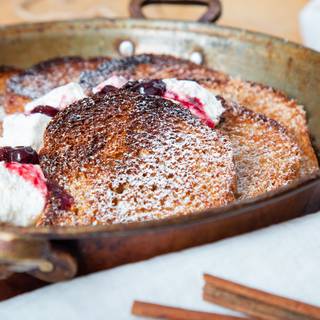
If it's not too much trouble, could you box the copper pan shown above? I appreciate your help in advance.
[0,0,319,297]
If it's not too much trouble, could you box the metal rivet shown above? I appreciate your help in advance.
[190,51,204,65]
[38,260,54,273]
[118,40,135,57]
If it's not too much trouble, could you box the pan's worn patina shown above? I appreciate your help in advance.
[0,0,319,287]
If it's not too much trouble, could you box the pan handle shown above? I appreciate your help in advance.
[129,0,222,23]
[0,232,77,283]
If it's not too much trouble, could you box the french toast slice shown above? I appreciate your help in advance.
[219,97,302,199]
[4,56,110,114]
[38,89,237,226]
[202,79,318,177]
[80,54,318,176]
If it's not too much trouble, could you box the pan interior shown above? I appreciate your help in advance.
[0,18,319,235]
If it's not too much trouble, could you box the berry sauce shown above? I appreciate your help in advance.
[123,80,214,127]
[99,85,118,95]
[47,181,74,211]
[0,146,39,164]
[124,80,166,96]
[163,91,215,128]
[5,162,48,197]
[30,105,59,117]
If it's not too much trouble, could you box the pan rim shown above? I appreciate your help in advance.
[1,17,320,56]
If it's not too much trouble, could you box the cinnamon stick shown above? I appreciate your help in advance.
[132,300,245,320]
[203,274,320,320]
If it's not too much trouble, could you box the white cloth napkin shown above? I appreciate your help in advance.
[0,211,319,320]
[300,0,320,51]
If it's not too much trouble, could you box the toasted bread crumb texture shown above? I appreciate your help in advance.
[38,90,236,226]
[219,99,302,199]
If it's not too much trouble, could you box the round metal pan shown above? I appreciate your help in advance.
[0,0,319,290]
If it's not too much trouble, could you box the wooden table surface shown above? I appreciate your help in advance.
[0,0,308,302]
[0,0,307,43]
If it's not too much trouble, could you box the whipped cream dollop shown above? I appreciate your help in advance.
[92,75,128,94]
[162,79,225,127]
[2,83,87,152]
[96,77,225,127]
[0,162,47,226]
[0,83,88,226]
[0,113,51,152]
[25,82,86,112]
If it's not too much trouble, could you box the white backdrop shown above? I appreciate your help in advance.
[300,0,320,51]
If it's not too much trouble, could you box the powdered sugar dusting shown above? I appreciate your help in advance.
[93,77,225,128]
[84,53,309,201]
[202,77,319,176]
[39,90,236,226]
[219,99,302,199]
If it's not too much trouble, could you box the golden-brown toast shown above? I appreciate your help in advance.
[38,89,237,226]
[219,97,302,199]
[80,54,318,176]
[4,56,110,114]
[38,88,303,225]
[202,79,318,177]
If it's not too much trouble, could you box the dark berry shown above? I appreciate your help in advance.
[0,146,39,164]
[124,80,166,96]
[31,105,59,117]
[47,181,74,211]
[99,85,118,95]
